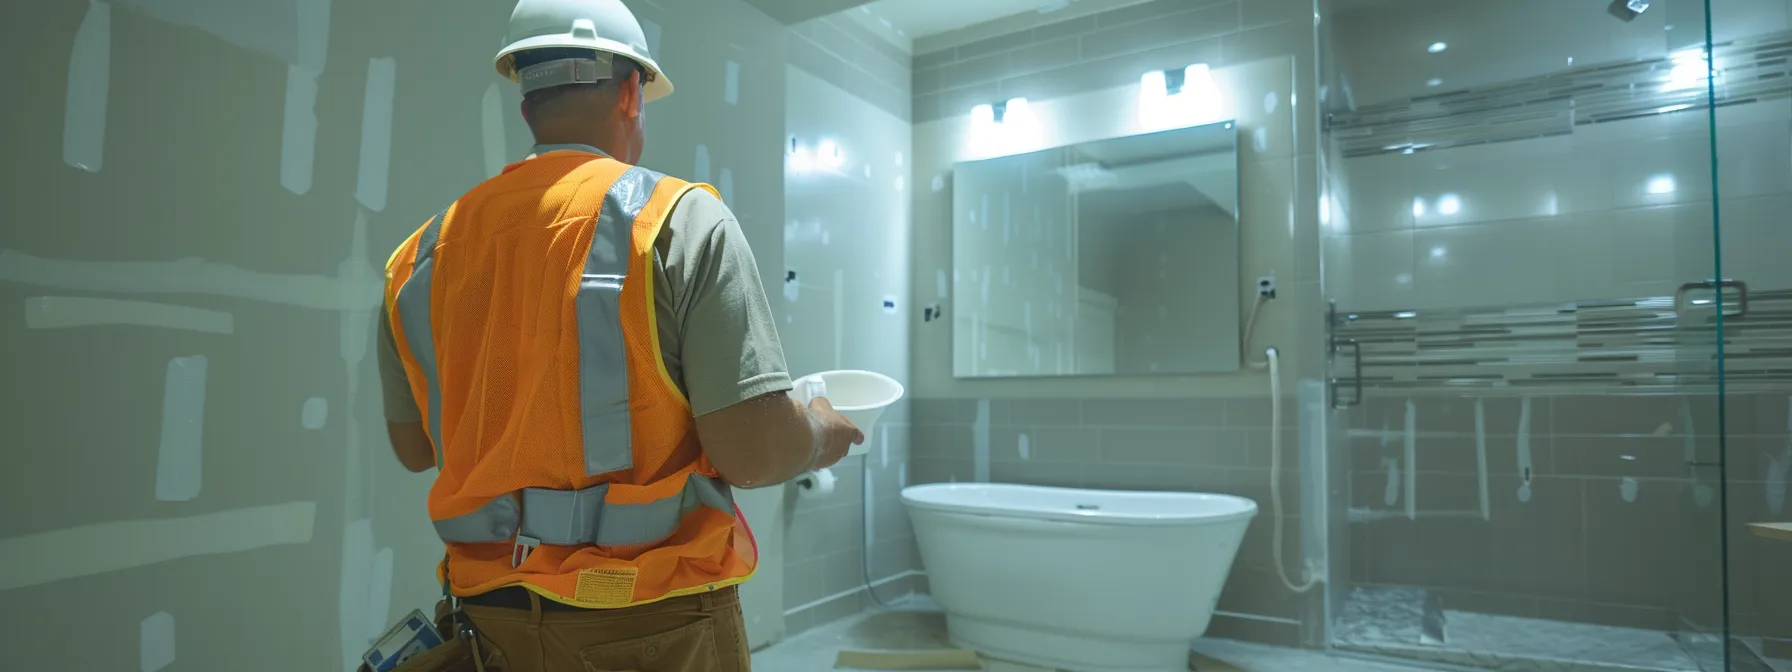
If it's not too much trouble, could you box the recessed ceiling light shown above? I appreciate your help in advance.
[1426,78,1443,87]
[1428,42,1448,53]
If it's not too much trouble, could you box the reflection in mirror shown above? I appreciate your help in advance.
[951,120,1240,378]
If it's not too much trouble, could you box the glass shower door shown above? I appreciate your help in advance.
[1317,0,1757,669]
[1662,2,1731,667]
[1688,0,1792,668]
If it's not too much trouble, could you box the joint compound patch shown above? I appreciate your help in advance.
[157,356,208,502]
[282,66,320,194]
[301,397,328,430]
[723,60,740,105]
[575,567,638,606]
[65,0,110,173]
[141,611,175,672]
[356,57,397,213]
[693,144,711,183]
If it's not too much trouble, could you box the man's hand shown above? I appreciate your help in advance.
[807,396,864,470]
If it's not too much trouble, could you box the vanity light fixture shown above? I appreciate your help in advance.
[1140,63,1220,131]
[789,136,845,173]
[966,97,1040,159]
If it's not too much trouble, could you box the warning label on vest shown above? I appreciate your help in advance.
[574,567,638,606]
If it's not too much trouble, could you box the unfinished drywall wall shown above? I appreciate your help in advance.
[0,0,793,668]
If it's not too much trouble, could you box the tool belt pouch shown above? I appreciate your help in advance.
[356,601,483,672]
[382,638,475,672]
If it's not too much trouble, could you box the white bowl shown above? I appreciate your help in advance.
[794,370,904,455]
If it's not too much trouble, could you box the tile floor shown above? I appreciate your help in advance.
[1335,586,1789,672]
[751,600,1434,671]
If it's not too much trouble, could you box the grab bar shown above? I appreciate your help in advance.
[1330,337,1362,409]
[1675,279,1749,318]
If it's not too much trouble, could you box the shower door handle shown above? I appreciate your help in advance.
[1675,279,1749,318]
[1331,338,1362,409]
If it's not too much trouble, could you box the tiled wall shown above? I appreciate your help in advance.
[908,396,1316,645]
[1323,99,1792,314]
[1323,0,1792,314]
[1342,393,1791,640]
[787,12,912,121]
[779,18,921,638]
[782,416,927,634]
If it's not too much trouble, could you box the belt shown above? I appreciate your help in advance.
[462,585,739,612]
[462,587,591,612]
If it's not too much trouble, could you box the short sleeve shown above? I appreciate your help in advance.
[664,191,792,416]
[376,308,423,423]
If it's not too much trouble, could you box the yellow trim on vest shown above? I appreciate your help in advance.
[643,182,721,412]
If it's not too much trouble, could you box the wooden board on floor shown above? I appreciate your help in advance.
[1749,522,1792,543]
[1188,652,1247,672]
[835,649,984,670]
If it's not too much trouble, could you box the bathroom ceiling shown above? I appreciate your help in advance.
[859,0,1085,39]
[740,0,878,25]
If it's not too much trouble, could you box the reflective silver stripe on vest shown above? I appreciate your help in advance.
[433,494,519,543]
[575,166,667,476]
[395,208,449,465]
[432,474,736,546]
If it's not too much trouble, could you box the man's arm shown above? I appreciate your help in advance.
[667,191,861,488]
[698,393,862,488]
[376,308,436,473]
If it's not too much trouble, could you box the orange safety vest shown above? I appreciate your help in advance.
[383,147,756,608]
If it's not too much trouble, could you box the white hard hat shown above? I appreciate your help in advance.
[495,0,674,102]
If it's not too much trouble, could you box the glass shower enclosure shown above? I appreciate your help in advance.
[1317,0,1787,669]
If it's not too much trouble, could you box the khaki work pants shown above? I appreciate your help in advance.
[462,587,752,672]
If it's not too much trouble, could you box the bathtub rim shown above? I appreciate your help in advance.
[900,482,1258,527]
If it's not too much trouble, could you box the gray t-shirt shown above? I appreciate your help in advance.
[377,187,791,422]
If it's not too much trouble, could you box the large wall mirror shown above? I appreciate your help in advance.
[952,120,1240,378]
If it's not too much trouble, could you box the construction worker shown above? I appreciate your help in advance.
[374,0,864,669]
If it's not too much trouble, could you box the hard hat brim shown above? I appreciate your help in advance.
[495,35,674,103]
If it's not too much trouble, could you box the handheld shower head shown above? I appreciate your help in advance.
[1607,0,1649,22]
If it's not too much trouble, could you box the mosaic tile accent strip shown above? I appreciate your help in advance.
[1329,31,1792,158]
[1331,288,1792,399]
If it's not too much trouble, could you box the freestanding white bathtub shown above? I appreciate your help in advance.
[901,483,1257,672]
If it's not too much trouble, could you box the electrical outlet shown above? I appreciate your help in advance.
[1256,276,1278,298]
